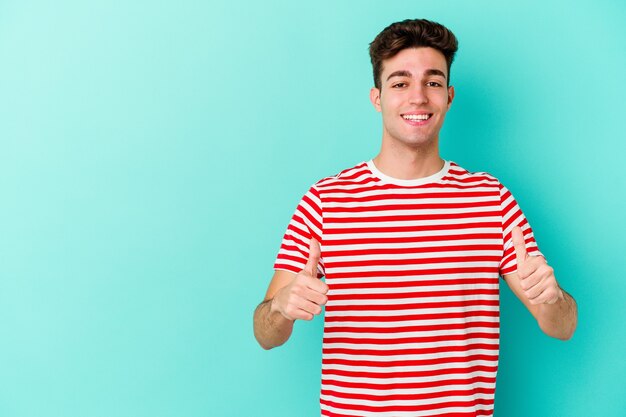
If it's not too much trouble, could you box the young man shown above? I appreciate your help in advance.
[254,18,577,417]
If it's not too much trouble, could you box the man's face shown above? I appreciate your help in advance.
[370,47,455,149]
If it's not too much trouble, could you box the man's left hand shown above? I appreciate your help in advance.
[512,226,564,305]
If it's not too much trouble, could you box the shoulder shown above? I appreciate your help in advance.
[311,161,373,191]
[444,161,503,188]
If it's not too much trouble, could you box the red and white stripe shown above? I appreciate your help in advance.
[275,160,541,417]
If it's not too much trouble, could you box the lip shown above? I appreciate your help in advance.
[401,112,433,126]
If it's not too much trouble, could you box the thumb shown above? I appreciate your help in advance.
[303,238,321,278]
[511,226,528,267]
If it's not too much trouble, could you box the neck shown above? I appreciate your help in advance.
[373,140,444,180]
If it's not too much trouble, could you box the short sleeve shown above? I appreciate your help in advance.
[499,183,544,276]
[273,185,325,277]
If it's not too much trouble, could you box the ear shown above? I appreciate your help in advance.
[447,85,455,109]
[369,87,381,112]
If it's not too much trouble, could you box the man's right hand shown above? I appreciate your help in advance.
[270,239,329,321]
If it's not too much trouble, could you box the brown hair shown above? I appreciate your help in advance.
[369,19,458,89]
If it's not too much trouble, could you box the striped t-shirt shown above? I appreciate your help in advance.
[274,160,542,417]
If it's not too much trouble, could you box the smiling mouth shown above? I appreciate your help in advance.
[402,114,432,121]
[401,113,433,125]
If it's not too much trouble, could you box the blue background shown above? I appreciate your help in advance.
[1,0,625,416]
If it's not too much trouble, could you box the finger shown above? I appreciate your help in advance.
[519,270,541,291]
[546,289,564,305]
[530,287,560,305]
[297,311,315,321]
[518,257,543,289]
[304,275,329,295]
[287,308,314,321]
[303,238,321,277]
[511,226,528,267]
[524,277,545,300]
[532,279,562,304]
[295,298,324,317]
[302,287,328,306]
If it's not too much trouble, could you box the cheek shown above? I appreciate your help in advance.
[440,93,453,109]
[381,96,402,113]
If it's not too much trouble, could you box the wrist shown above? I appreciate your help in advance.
[268,297,280,314]
[269,297,294,323]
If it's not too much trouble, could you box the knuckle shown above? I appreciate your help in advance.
[518,267,530,279]
[286,295,299,309]
[292,285,303,296]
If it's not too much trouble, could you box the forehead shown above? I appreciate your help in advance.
[381,47,448,78]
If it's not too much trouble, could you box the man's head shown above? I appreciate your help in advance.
[368,19,459,151]
[369,19,458,89]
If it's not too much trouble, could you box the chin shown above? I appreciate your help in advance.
[383,127,438,149]
[398,135,437,148]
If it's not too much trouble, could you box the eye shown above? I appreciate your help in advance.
[392,82,407,88]
[426,81,443,87]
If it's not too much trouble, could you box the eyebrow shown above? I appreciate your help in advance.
[386,68,447,81]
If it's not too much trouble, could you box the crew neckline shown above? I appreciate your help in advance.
[366,159,450,187]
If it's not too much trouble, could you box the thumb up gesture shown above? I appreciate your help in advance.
[512,226,564,305]
[271,239,329,321]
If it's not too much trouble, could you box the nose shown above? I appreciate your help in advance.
[408,84,428,105]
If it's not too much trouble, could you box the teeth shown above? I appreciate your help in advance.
[403,114,430,120]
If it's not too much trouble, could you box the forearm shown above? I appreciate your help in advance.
[253,298,295,350]
[537,289,578,340]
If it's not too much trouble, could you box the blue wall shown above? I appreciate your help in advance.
[1,1,624,416]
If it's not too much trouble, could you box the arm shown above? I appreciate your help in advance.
[503,227,578,340]
[503,271,577,340]
[253,239,328,350]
